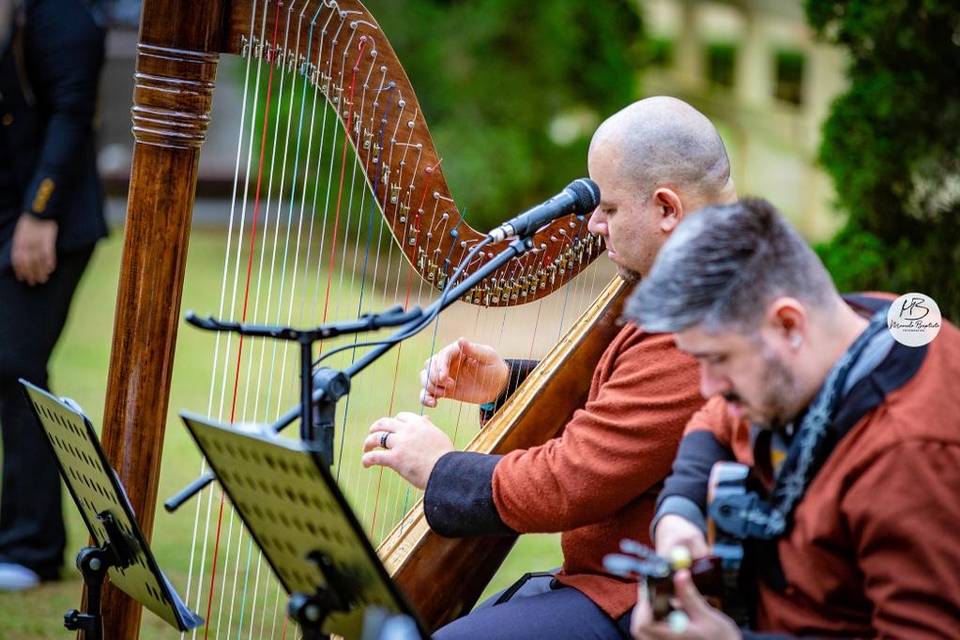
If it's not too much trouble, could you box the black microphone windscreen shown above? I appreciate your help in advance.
[567,178,601,213]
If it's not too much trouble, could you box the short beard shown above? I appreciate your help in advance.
[617,266,641,284]
[757,348,800,432]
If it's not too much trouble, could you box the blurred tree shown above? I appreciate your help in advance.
[364,0,644,230]
[806,0,960,320]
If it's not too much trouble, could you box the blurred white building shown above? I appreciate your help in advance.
[640,0,849,240]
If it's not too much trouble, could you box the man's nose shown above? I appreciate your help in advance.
[587,209,606,236]
[700,367,729,399]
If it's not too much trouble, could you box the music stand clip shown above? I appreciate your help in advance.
[287,550,364,640]
[64,511,136,639]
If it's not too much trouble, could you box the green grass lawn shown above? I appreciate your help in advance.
[0,228,562,639]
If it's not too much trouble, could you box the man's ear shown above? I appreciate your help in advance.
[766,297,807,350]
[653,188,684,232]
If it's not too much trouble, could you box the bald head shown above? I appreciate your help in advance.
[590,97,733,204]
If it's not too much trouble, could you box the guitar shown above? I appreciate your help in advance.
[603,461,751,626]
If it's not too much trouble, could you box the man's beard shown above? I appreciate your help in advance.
[616,266,641,284]
[754,348,800,432]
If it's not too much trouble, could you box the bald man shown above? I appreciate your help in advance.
[362,97,736,639]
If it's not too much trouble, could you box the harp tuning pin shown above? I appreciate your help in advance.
[398,99,406,108]
[433,191,440,200]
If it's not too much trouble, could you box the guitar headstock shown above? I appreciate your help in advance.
[604,539,724,621]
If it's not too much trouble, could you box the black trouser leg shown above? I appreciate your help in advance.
[0,247,94,579]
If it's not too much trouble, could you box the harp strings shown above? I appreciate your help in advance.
[175,1,608,637]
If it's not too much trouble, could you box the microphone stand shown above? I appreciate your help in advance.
[166,235,532,512]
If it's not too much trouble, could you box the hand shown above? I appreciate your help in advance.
[631,570,741,640]
[361,412,454,489]
[419,337,509,407]
[11,214,58,286]
[654,514,709,559]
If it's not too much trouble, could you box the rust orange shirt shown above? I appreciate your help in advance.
[492,325,703,618]
[686,320,960,638]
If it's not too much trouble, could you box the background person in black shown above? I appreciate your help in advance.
[0,0,106,590]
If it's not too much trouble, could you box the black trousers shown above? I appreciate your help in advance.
[434,572,632,640]
[0,247,94,579]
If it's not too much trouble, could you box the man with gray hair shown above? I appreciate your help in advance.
[361,96,735,638]
[626,198,960,638]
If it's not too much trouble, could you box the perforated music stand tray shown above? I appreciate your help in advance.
[20,381,202,632]
[180,411,427,639]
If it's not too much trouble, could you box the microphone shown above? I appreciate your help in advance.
[487,178,600,242]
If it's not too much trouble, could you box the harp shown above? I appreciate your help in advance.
[100,0,625,637]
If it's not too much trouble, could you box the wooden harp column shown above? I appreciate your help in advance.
[99,1,224,637]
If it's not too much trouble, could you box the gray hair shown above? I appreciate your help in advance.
[624,198,838,333]
[591,96,732,201]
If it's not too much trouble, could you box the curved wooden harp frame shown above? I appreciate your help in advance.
[101,0,628,636]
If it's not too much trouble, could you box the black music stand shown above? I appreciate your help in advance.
[180,411,428,640]
[19,381,202,639]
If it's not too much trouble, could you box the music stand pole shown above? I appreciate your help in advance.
[63,513,136,640]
